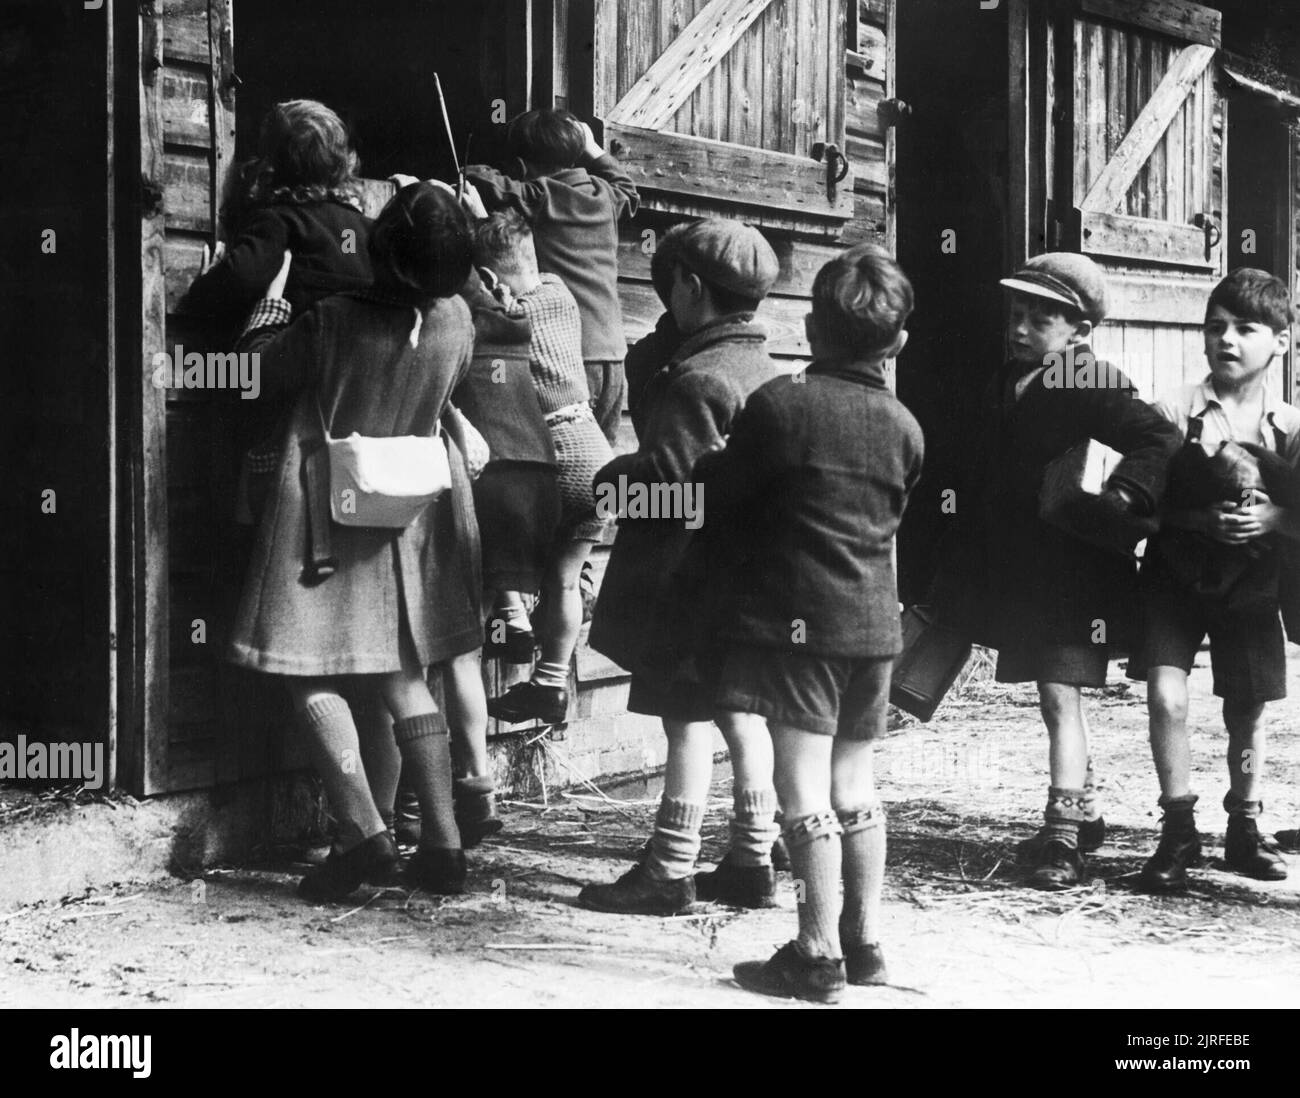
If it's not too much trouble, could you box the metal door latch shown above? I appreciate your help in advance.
[811,142,849,203]
[1193,212,1222,261]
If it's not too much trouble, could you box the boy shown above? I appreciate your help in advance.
[1128,268,1300,891]
[466,109,638,446]
[579,218,782,915]
[947,253,1180,891]
[707,244,924,1003]
[471,211,615,725]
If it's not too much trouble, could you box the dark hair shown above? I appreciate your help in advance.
[812,243,914,356]
[506,108,585,172]
[248,99,361,206]
[369,183,473,300]
[473,209,533,271]
[1207,267,1294,332]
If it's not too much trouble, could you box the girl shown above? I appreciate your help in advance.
[228,183,480,901]
[182,100,374,522]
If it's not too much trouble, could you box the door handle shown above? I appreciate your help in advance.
[1193,212,1221,261]
[811,142,849,203]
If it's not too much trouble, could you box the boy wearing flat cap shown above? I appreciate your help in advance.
[703,244,924,1003]
[942,253,1179,891]
[581,218,782,916]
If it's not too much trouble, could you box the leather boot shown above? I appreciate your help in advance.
[1138,797,1201,893]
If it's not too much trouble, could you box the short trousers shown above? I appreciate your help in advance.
[627,673,715,723]
[473,463,561,593]
[713,645,894,740]
[995,642,1110,687]
[584,359,626,449]
[549,409,614,543]
[1126,587,1286,706]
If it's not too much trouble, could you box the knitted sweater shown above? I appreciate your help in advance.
[507,274,590,415]
[466,154,637,361]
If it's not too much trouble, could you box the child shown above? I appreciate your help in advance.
[1128,268,1300,890]
[465,109,638,446]
[704,244,923,1003]
[947,253,1180,891]
[471,211,615,724]
[579,218,781,915]
[228,183,480,901]
[181,100,374,519]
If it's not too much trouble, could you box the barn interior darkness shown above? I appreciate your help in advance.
[233,0,509,186]
[894,0,1009,604]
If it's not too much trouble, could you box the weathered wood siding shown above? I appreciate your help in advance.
[1068,10,1228,403]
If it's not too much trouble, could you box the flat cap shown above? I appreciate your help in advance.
[1000,251,1108,324]
[675,218,779,302]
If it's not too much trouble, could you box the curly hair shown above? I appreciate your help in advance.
[244,99,362,209]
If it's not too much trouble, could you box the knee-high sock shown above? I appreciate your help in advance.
[1044,786,1086,848]
[784,811,844,960]
[298,696,386,851]
[838,802,886,948]
[644,797,705,881]
[728,787,779,867]
[392,714,460,851]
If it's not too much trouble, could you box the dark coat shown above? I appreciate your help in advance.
[625,311,685,437]
[694,359,925,657]
[180,199,374,319]
[588,314,778,677]
[226,292,482,676]
[467,154,638,361]
[949,353,1180,651]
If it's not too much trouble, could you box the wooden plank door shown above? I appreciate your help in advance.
[136,0,256,794]
[584,0,853,228]
[1047,0,1226,400]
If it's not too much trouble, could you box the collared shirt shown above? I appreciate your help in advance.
[1154,376,1300,466]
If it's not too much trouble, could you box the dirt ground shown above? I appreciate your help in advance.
[2,650,1299,1010]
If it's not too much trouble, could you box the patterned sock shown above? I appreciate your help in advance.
[1044,786,1087,849]
[838,802,886,949]
[728,787,779,868]
[392,714,460,851]
[1082,757,1102,822]
[531,659,569,690]
[784,811,844,960]
[644,797,705,881]
[298,696,386,850]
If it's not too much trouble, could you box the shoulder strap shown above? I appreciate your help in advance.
[1266,411,1287,454]
[315,394,331,442]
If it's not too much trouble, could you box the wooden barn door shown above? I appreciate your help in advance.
[1044,0,1226,401]
[135,0,278,794]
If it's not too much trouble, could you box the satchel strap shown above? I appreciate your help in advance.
[1267,411,1288,454]
[314,392,443,442]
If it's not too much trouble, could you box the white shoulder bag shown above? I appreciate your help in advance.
[317,397,452,528]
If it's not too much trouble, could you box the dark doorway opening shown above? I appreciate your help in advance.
[894,0,1010,603]
[1226,93,1293,280]
[233,1,509,185]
